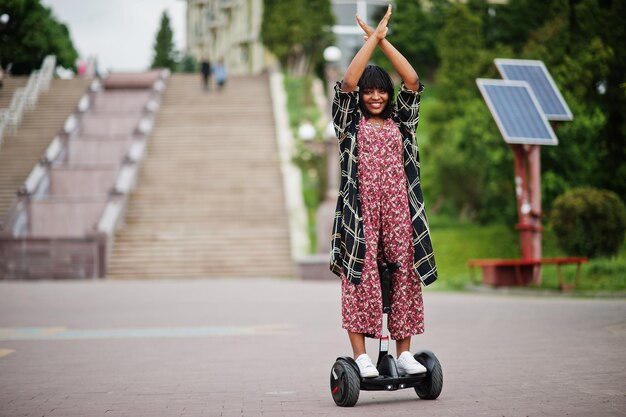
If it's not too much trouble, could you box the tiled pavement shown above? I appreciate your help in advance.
[0,279,625,417]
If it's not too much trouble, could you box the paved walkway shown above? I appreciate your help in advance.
[0,279,624,417]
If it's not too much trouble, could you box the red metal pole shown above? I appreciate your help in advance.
[510,144,544,284]
[527,145,543,284]
[511,144,533,260]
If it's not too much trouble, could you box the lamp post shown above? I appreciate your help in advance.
[297,122,316,142]
[323,46,342,113]
[0,14,10,83]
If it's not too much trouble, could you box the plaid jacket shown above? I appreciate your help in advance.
[329,81,437,286]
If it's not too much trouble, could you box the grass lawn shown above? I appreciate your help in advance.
[428,215,626,294]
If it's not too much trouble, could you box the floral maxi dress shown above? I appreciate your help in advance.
[341,117,425,341]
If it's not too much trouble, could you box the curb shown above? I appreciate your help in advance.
[465,284,626,299]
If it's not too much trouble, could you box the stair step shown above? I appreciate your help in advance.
[107,74,294,279]
[0,78,92,220]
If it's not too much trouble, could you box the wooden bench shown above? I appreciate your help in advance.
[468,257,588,291]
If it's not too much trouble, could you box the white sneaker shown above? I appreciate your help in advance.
[355,354,379,378]
[396,351,427,375]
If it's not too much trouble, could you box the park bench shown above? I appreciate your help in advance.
[467,257,588,291]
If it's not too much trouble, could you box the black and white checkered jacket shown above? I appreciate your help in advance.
[329,81,437,286]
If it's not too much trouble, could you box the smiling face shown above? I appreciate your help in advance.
[361,88,389,116]
[358,65,394,119]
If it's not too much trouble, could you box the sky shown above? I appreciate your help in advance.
[41,0,187,71]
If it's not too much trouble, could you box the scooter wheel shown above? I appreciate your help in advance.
[330,359,360,407]
[413,351,443,400]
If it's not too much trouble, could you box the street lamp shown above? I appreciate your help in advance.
[323,46,342,64]
[297,122,316,142]
[323,46,342,113]
[1,14,10,82]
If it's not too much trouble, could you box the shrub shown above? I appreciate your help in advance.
[177,55,197,73]
[550,188,626,258]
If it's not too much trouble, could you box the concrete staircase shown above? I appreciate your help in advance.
[106,74,294,278]
[0,77,28,109]
[0,77,91,221]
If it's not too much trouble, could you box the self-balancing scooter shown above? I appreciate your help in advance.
[330,261,443,407]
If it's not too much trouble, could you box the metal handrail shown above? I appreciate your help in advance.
[1,70,167,234]
[0,70,169,279]
[0,55,57,150]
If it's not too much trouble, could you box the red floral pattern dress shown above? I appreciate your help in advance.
[341,117,425,340]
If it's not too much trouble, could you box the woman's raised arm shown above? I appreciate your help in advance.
[355,10,420,91]
[341,5,392,92]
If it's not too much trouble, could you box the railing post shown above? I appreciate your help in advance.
[0,55,57,148]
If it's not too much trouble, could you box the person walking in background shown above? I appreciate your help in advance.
[214,58,227,91]
[200,57,212,91]
[329,5,437,378]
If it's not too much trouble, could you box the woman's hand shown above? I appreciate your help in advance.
[356,15,374,41]
[340,5,393,92]
[354,3,419,91]
[368,4,391,41]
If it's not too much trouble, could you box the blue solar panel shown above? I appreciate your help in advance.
[476,79,558,146]
[495,59,573,121]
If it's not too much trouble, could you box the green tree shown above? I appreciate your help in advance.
[419,0,624,223]
[421,3,519,222]
[386,0,440,80]
[0,0,78,74]
[151,11,176,71]
[367,0,447,81]
[520,0,622,209]
[436,3,492,107]
[261,0,334,75]
[577,0,626,201]
[177,54,197,73]
[474,0,561,52]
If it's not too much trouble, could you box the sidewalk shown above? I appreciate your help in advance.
[1,279,625,417]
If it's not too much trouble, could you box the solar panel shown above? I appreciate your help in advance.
[476,79,558,146]
[495,59,573,121]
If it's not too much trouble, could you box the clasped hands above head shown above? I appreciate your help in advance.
[357,4,392,42]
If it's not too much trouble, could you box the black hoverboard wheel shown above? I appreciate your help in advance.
[413,350,443,400]
[330,358,360,407]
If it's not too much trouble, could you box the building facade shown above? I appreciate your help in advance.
[185,0,265,75]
